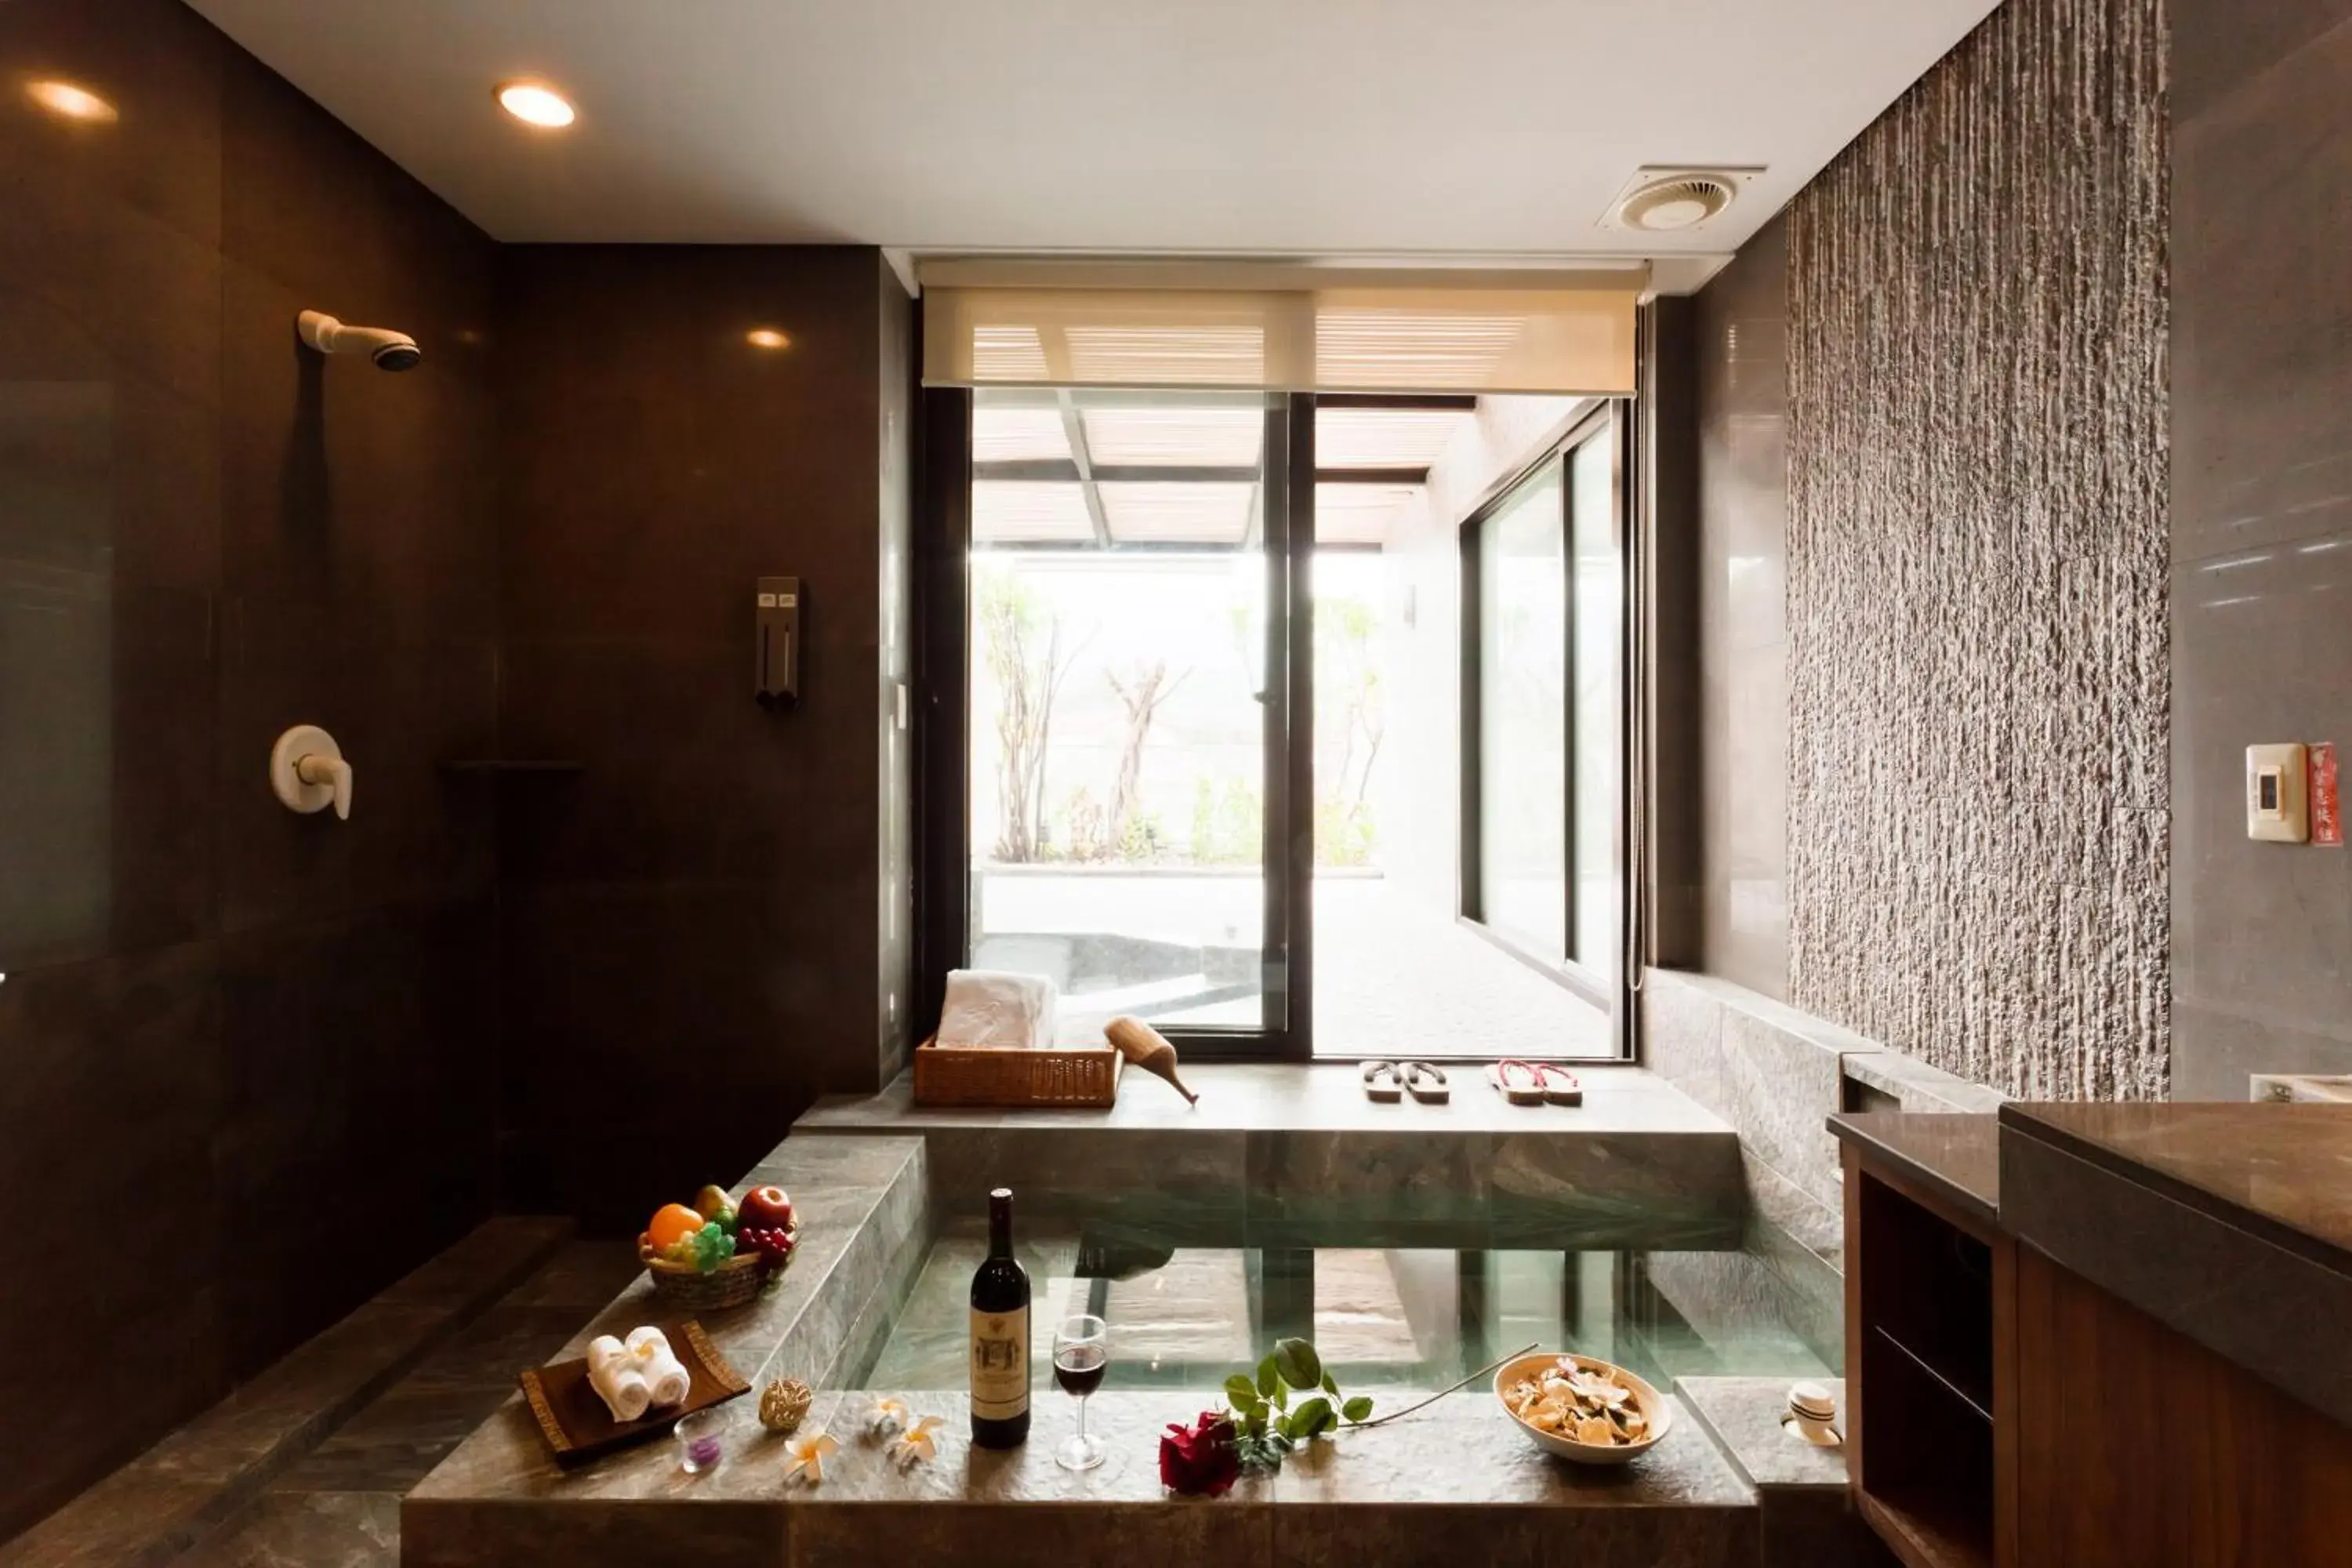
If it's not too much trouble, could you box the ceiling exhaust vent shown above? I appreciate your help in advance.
[1599,166,1762,234]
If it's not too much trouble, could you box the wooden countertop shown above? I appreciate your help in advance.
[1827,1111,2000,1228]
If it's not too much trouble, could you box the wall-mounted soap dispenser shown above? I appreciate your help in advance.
[755,576,800,710]
[270,724,353,819]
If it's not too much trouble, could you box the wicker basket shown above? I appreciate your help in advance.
[911,1036,1123,1108]
[637,1225,795,1312]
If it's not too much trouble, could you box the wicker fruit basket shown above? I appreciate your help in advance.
[912,1036,1123,1108]
[637,1224,796,1312]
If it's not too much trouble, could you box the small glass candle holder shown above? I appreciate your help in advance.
[675,1408,729,1474]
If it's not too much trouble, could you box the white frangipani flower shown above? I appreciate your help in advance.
[782,1430,840,1485]
[888,1414,946,1468]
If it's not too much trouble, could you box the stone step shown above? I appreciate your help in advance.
[0,1217,573,1568]
[1678,1377,1893,1567]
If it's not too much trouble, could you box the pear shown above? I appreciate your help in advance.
[692,1184,735,1222]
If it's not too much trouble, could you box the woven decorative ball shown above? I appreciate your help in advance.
[760,1377,815,1433]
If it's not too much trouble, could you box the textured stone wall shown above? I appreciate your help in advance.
[1784,0,2170,1098]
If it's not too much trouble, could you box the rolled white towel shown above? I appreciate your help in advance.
[627,1325,692,1409]
[938,968,1057,1050]
[586,1334,651,1423]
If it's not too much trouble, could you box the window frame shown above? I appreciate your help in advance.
[913,387,1313,1062]
[916,385,1636,1065]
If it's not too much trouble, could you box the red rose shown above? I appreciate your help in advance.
[1159,1410,1240,1497]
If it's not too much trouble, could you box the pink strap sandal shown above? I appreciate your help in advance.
[1486,1058,1545,1105]
[1534,1063,1583,1106]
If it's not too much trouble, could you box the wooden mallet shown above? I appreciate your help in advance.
[1104,1015,1199,1105]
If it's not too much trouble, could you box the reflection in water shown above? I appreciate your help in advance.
[856,1219,1832,1396]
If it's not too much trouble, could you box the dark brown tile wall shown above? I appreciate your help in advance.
[0,0,498,1539]
[1690,216,1791,1001]
[493,246,910,1227]
[2169,1,2352,1098]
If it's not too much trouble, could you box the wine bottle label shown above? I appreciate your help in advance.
[969,1306,1029,1420]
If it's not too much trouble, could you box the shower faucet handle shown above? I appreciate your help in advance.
[296,753,353,820]
[270,724,353,819]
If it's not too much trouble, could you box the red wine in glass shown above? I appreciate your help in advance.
[1053,1343,1107,1398]
[1051,1315,1108,1470]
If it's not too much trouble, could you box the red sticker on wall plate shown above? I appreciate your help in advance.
[2312,742,2343,847]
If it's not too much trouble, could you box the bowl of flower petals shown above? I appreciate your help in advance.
[1494,1352,1673,1465]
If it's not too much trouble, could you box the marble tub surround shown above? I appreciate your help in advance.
[1640,972,1926,1364]
[404,1134,924,1519]
[0,1217,572,1568]
[1998,1102,2352,1431]
[1838,1048,2005,1116]
[1639,970,1893,1210]
[416,1388,1766,1567]
[797,1060,1711,1133]
[797,1062,1746,1251]
[401,1087,1859,1568]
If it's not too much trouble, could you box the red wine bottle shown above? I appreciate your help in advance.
[969,1187,1030,1448]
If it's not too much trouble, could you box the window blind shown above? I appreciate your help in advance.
[920,270,1641,396]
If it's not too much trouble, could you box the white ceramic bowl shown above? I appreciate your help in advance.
[1493,1352,1674,1465]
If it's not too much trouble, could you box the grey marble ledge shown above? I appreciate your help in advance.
[1839,1048,2005,1115]
[408,1396,1766,1566]
[798,1062,1722,1136]
[407,1136,926,1508]
[1675,1377,1846,1491]
[427,1388,1749,1512]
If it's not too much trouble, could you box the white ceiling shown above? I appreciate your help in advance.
[187,0,1998,264]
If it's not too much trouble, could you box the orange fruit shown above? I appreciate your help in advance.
[648,1203,706,1250]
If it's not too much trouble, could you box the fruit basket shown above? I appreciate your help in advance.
[637,1185,800,1312]
[637,1230,793,1312]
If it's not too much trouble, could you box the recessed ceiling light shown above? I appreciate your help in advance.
[27,79,118,123]
[746,328,792,350]
[496,80,575,129]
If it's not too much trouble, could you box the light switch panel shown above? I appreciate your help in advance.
[2246,743,2310,843]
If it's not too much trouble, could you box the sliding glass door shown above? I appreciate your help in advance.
[1462,406,1625,1011]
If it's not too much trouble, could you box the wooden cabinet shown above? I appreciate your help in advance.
[2011,1245,2352,1566]
[1842,1143,2014,1568]
[1845,1134,2352,1568]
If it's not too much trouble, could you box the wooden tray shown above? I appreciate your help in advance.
[517,1319,750,1465]
[912,1035,1123,1107]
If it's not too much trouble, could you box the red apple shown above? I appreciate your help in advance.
[738,1185,793,1231]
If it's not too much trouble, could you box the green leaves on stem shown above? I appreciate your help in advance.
[1223,1338,1374,1472]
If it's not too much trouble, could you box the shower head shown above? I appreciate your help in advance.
[296,310,421,372]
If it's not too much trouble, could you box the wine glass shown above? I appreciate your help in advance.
[1051,1313,1109,1472]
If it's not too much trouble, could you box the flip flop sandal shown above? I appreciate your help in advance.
[1486,1058,1545,1105]
[1360,1059,1404,1103]
[1401,1062,1450,1104]
[1534,1063,1584,1106]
